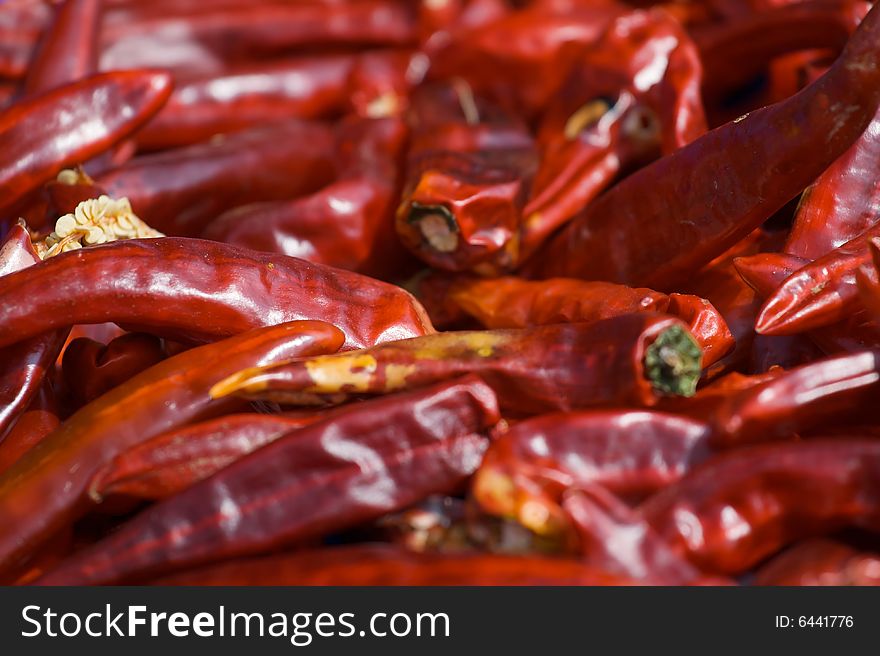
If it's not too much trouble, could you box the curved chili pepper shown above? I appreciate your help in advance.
[346,50,417,120]
[562,485,706,584]
[641,440,880,575]
[527,2,880,289]
[0,224,66,440]
[90,412,324,501]
[0,237,433,350]
[211,314,704,415]
[472,410,712,537]
[756,223,880,335]
[666,293,735,368]
[96,121,337,236]
[23,0,101,97]
[0,70,172,224]
[61,333,167,408]
[0,320,344,576]
[152,544,635,586]
[41,167,107,220]
[754,539,880,586]
[204,116,414,279]
[0,382,59,476]
[37,376,499,585]
[135,56,356,152]
[521,8,706,260]
[696,0,865,104]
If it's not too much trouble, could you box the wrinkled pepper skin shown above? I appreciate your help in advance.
[527,2,880,290]
[135,56,356,151]
[641,440,880,575]
[562,485,705,584]
[0,70,172,224]
[755,539,880,586]
[473,410,712,537]
[212,314,704,415]
[0,238,434,350]
[0,225,66,441]
[37,376,499,585]
[0,320,344,578]
[61,333,167,408]
[96,121,337,236]
[696,0,866,103]
[153,544,635,586]
[0,382,59,476]
[756,223,880,335]
[23,0,102,97]
[204,116,414,279]
[90,413,324,501]
[522,9,706,259]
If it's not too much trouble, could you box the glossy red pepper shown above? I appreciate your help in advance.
[61,333,167,408]
[96,121,338,236]
[153,544,635,586]
[204,116,415,280]
[0,70,172,224]
[211,314,704,415]
[641,440,880,575]
[90,412,324,501]
[0,382,59,476]
[0,237,434,350]
[135,56,356,152]
[0,320,343,577]
[37,376,499,585]
[346,49,417,120]
[856,237,880,320]
[527,2,880,289]
[754,539,880,585]
[521,9,706,260]
[23,0,101,97]
[472,410,712,537]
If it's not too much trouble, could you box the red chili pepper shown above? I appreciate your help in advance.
[36,376,499,585]
[527,2,880,289]
[210,314,704,415]
[152,544,636,586]
[41,167,107,221]
[23,0,101,97]
[754,539,880,586]
[61,333,167,408]
[95,121,338,236]
[0,382,59,476]
[135,56,356,152]
[204,116,415,280]
[0,70,172,224]
[856,237,880,320]
[666,293,735,368]
[472,410,712,537]
[0,237,434,350]
[346,50,417,120]
[641,440,880,574]
[521,9,706,260]
[90,412,324,501]
[0,320,344,577]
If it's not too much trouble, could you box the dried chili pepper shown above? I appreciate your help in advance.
[0,382,58,476]
[135,56,356,152]
[152,544,635,586]
[37,376,499,585]
[90,412,324,501]
[472,410,712,538]
[0,320,344,576]
[856,237,880,320]
[754,539,880,586]
[23,0,101,97]
[346,49,417,120]
[211,314,704,415]
[0,70,172,223]
[641,440,880,574]
[527,1,880,289]
[0,237,434,350]
[96,121,338,236]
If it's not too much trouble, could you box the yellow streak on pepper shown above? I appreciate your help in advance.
[412,331,507,360]
[304,353,378,393]
[384,363,417,391]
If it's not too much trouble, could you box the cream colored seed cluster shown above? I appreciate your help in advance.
[36,195,164,259]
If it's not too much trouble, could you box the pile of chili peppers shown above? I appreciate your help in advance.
[2,0,880,587]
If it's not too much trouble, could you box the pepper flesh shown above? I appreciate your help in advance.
[0,320,344,577]
[36,376,499,585]
[754,539,880,585]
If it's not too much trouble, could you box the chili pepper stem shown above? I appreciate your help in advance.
[408,203,459,253]
[644,326,702,397]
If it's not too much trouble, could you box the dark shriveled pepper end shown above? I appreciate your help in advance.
[644,325,702,397]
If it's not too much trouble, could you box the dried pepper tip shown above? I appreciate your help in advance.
[408,202,459,253]
[643,325,702,397]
